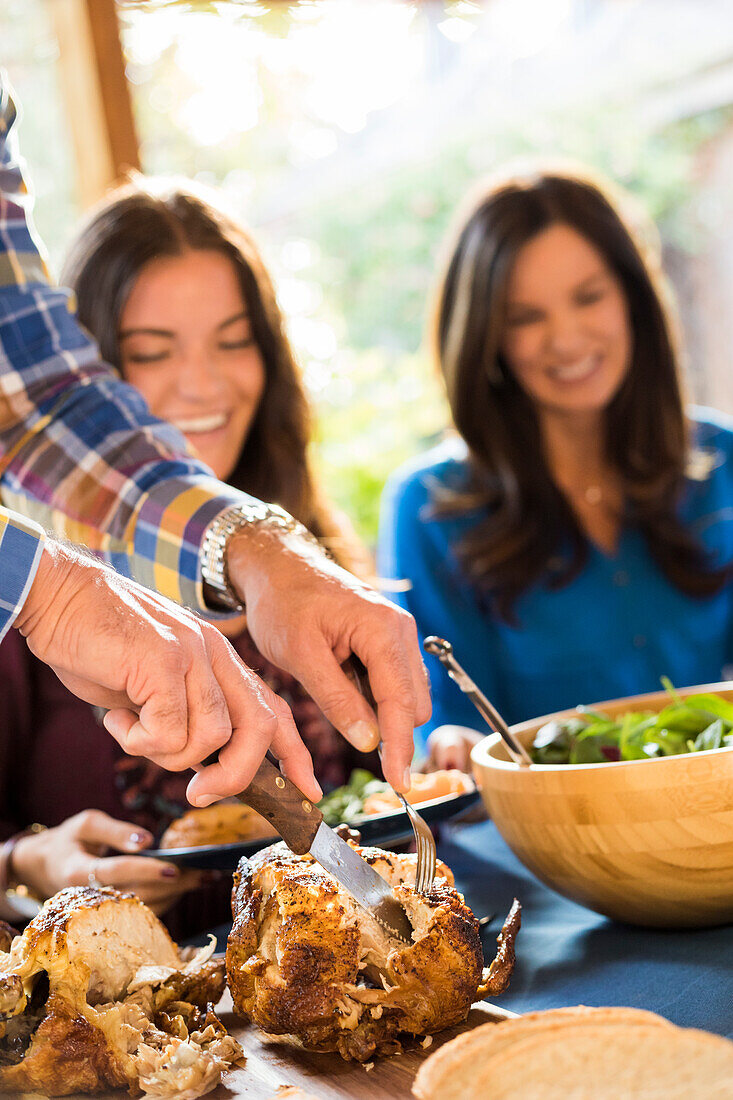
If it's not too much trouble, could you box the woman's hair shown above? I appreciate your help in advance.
[61,176,366,575]
[429,162,728,623]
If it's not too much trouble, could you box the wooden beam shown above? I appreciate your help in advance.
[85,0,140,179]
[47,0,140,209]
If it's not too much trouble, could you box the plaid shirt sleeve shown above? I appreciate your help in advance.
[0,505,45,642]
[0,78,252,613]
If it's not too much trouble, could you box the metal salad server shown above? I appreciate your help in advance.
[422,636,533,767]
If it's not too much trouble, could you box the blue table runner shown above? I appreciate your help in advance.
[440,819,733,1038]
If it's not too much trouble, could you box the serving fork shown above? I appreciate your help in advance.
[423,636,533,766]
[378,747,437,895]
[401,794,437,894]
[344,656,437,896]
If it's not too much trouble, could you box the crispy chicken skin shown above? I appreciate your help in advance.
[226,841,519,1062]
[0,886,241,1098]
[0,922,18,954]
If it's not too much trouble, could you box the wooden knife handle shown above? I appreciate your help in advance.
[200,752,323,854]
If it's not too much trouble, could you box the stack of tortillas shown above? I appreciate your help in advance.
[412,1006,733,1099]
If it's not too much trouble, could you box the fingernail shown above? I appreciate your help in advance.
[128,831,152,850]
[348,720,379,752]
[403,767,413,790]
[189,792,221,808]
[161,866,179,879]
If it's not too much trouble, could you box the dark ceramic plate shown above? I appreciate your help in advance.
[138,785,481,870]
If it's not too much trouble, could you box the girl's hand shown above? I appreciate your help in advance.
[11,810,200,915]
[427,725,485,772]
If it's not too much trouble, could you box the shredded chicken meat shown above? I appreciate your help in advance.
[0,886,242,1097]
[226,840,520,1062]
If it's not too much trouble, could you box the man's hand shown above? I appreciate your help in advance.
[15,539,320,806]
[227,527,431,792]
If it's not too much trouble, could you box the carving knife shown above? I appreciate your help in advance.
[206,752,412,946]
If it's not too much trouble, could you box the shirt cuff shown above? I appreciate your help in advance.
[119,480,259,617]
[0,509,46,642]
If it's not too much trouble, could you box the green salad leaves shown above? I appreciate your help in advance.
[317,769,389,825]
[531,679,733,765]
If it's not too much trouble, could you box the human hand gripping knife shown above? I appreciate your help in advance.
[204,751,413,946]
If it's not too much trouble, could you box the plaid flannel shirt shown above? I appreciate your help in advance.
[0,78,250,613]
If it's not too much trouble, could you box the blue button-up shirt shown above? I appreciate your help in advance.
[378,412,733,750]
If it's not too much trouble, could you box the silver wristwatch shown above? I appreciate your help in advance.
[201,501,316,611]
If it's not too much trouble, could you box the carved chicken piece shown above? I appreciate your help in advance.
[0,922,18,955]
[227,841,520,1062]
[0,886,241,1097]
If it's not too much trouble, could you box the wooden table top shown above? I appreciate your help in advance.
[206,997,514,1100]
[70,995,515,1100]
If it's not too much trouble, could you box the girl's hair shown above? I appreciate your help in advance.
[61,176,366,575]
[429,162,728,623]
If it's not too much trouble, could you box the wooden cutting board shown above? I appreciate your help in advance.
[205,994,517,1099]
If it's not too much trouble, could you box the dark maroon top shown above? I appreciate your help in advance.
[0,627,377,940]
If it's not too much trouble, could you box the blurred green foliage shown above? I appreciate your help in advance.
[312,349,448,544]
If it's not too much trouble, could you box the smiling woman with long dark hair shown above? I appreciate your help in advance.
[379,162,733,767]
[62,178,360,553]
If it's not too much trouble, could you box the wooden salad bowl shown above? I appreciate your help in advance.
[470,683,733,928]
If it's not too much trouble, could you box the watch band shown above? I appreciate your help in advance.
[201,501,321,612]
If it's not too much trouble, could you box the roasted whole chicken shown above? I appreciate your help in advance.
[227,839,520,1062]
[0,886,242,1098]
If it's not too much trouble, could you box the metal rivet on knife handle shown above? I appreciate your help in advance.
[236,756,325,854]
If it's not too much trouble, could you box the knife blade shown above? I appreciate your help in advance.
[219,753,412,946]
